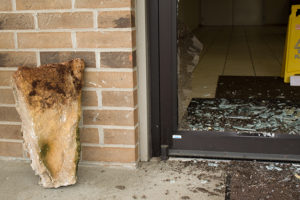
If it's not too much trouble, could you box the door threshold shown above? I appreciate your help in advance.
[169,149,300,162]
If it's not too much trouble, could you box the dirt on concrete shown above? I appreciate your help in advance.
[176,159,300,200]
[226,161,300,200]
[0,159,225,200]
[1,159,300,200]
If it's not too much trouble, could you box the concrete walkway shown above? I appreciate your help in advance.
[0,159,225,200]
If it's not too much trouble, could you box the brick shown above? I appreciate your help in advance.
[104,128,137,145]
[0,0,12,11]
[76,0,133,8]
[82,146,137,163]
[0,13,34,30]
[0,52,36,67]
[79,128,99,144]
[102,90,137,107]
[40,51,96,68]
[98,11,135,28]
[0,107,20,122]
[101,51,136,68]
[38,12,93,29]
[0,89,15,104]
[82,91,98,107]
[0,141,23,157]
[84,71,136,88]
[0,33,14,48]
[0,124,22,140]
[77,31,134,48]
[18,32,72,48]
[0,71,15,86]
[16,0,71,10]
[83,109,137,126]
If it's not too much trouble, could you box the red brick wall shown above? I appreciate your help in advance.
[0,0,138,165]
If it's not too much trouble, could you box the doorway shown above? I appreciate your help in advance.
[148,0,300,161]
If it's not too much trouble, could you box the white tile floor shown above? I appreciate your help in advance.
[191,26,287,98]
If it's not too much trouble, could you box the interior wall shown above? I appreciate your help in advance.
[200,0,289,26]
[178,0,202,30]
[264,0,289,25]
[233,0,263,25]
[201,0,233,26]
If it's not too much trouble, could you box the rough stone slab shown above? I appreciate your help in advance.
[12,58,85,188]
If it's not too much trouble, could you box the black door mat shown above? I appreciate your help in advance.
[182,98,300,136]
[226,161,300,200]
[216,76,300,100]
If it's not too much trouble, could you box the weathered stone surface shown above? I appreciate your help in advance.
[12,58,85,188]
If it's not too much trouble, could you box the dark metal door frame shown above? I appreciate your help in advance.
[148,0,300,161]
[148,0,177,158]
[147,0,161,157]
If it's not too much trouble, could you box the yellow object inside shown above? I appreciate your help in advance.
[282,5,300,83]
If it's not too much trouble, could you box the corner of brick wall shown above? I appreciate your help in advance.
[0,0,138,165]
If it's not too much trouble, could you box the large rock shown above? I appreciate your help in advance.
[12,58,85,188]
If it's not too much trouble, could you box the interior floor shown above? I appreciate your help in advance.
[191,25,286,98]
